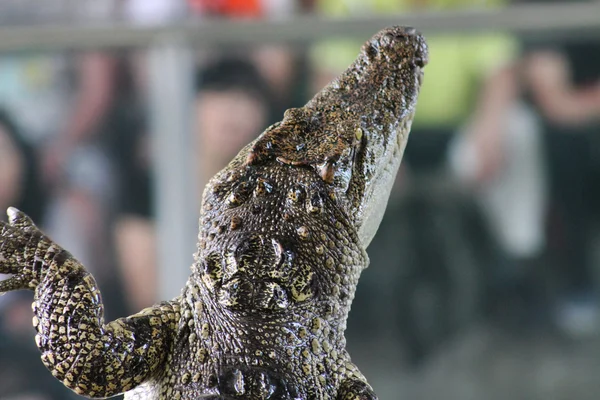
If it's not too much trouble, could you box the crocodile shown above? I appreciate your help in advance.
[0,26,427,399]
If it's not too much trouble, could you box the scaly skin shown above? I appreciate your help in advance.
[0,26,427,399]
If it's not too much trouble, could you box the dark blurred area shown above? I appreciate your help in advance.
[0,0,599,399]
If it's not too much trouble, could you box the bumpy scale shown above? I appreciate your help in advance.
[0,26,427,399]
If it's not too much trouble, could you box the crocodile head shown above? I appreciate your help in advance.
[246,26,428,248]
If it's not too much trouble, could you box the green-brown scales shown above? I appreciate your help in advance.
[0,26,427,399]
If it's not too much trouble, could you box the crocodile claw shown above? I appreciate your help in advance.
[7,207,36,230]
[0,209,46,293]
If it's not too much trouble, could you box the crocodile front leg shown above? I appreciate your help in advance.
[0,208,180,398]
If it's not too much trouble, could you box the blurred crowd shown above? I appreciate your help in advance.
[0,0,599,399]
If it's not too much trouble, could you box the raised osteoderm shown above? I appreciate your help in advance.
[0,26,427,399]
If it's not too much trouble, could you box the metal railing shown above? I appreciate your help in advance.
[0,2,599,51]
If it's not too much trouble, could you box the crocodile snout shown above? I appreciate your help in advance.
[365,25,429,69]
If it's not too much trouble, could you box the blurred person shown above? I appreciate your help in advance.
[0,110,75,400]
[448,64,549,332]
[450,27,600,336]
[111,57,274,314]
[521,37,600,337]
[195,57,274,186]
[188,0,308,119]
[41,52,118,287]
[44,48,165,317]
[40,51,151,324]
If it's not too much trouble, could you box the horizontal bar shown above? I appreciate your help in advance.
[0,2,598,52]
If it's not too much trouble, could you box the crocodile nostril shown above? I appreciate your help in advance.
[386,26,417,40]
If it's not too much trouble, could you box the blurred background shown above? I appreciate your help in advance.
[0,0,599,399]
